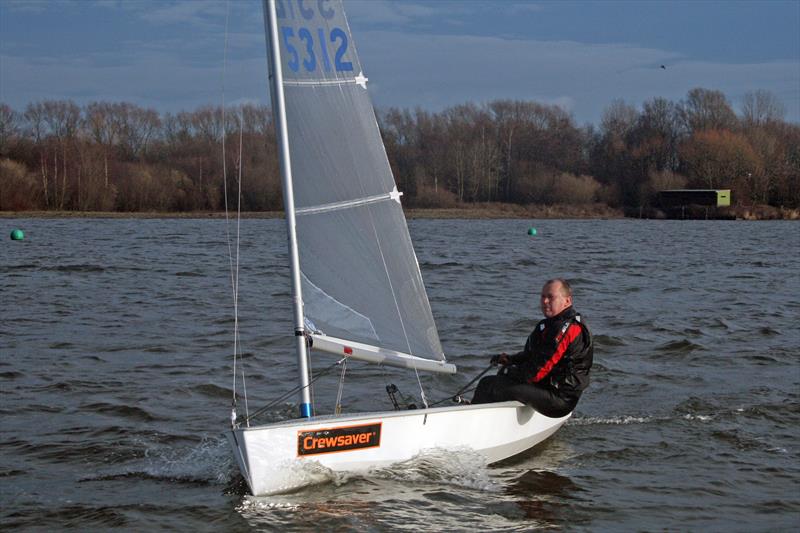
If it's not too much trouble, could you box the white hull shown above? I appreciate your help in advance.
[228,401,570,496]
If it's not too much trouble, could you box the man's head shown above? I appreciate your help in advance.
[540,278,573,318]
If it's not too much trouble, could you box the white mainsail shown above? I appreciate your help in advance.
[270,0,450,371]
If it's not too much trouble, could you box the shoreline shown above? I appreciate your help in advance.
[0,203,624,220]
[1,203,797,220]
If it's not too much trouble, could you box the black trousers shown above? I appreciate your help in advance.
[472,373,577,418]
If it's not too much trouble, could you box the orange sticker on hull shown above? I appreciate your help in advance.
[297,422,382,456]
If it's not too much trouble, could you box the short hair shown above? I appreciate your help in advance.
[545,278,572,297]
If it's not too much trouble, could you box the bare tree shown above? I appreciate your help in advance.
[239,104,271,136]
[39,101,81,208]
[680,88,737,132]
[23,102,55,207]
[741,90,786,127]
[191,105,224,144]
[0,104,19,157]
[589,100,640,205]
[679,129,761,193]
[40,100,81,139]
[85,102,121,188]
[115,103,161,158]
[636,97,683,170]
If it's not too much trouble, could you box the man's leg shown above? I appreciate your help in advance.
[472,374,518,404]
[506,383,576,418]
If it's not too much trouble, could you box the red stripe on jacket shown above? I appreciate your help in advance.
[530,323,582,383]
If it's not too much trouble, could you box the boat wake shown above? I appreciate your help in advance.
[568,413,714,426]
[568,415,657,425]
[237,446,496,501]
[231,447,508,533]
[80,435,235,486]
[369,447,497,492]
[143,435,235,484]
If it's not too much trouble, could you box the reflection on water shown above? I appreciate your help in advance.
[508,469,582,497]
[506,469,583,526]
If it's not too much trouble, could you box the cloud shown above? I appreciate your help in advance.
[346,0,484,28]
[359,31,671,113]
[139,0,226,27]
[507,2,545,15]
[356,30,800,124]
[346,0,427,25]
[0,0,271,110]
[0,0,48,14]
[0,47,269,113]
[1,1,797,125]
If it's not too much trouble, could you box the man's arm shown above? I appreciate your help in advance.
[508,333,534,365]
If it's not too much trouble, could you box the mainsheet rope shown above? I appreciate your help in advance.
[428,363,495,407]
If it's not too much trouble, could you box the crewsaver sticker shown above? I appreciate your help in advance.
[297,422,382,456]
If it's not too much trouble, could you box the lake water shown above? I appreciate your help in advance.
[2,218,799,531]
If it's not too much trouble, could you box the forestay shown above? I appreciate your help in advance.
[268,0,451,372]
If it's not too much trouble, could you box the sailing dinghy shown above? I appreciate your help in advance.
[227,0,570,496]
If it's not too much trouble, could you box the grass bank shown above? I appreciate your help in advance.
[3,203,797,220]
[1,203,623,220]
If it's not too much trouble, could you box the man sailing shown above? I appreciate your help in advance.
[472,279,593,418]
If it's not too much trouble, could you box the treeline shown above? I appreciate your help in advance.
[1,88,798,212]
[0,101,280,212]
[383,89,798,209]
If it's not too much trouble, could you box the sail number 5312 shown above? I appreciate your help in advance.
[281,26,353,73]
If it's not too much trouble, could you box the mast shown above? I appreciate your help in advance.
[263,0,312,418]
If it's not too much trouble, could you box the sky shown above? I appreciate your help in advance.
[1,0,798,126]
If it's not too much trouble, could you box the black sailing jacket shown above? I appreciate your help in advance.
[509,306,593,399]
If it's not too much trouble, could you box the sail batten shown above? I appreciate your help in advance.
[296,189,401,216]
[283,73,367,88]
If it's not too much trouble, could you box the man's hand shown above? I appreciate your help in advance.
[491,353,510,366]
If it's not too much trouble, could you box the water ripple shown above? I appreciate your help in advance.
[2,218,798,531]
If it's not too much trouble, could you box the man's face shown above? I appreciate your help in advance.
[540,281,572,318]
